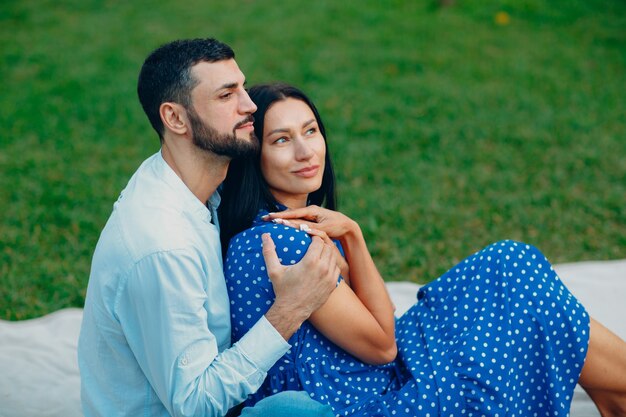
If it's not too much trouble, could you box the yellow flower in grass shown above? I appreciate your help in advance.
[495,11,511,26]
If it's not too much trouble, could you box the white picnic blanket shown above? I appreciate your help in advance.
[1,259,625,417]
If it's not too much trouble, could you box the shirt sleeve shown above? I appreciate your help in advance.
[115,248,290,417]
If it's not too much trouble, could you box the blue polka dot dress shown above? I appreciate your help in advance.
[224,209,590,417]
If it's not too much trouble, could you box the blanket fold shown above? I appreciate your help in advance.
[1,261,624,417]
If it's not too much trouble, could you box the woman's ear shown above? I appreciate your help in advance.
[159,102,189,136]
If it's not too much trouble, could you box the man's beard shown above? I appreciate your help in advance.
[187,107,259,159]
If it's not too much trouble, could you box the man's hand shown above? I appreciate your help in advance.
[262,233,340,340]
[303,227,350,283]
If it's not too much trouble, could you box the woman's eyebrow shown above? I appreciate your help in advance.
[267,119,316,136]
[302,118,315,128]
[267,127,289,136]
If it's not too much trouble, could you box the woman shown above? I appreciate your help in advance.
[219,83,626,416]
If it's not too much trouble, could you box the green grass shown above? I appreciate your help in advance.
[1,0,625,320]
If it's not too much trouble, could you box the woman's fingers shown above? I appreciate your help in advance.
[267,218,336,248]
[270,218,316,231]
[262,206,320,222]
[263,206,357,242]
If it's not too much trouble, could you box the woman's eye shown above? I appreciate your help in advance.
[274,137,288,144]
[305,127,317,135]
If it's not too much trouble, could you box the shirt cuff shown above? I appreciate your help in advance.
[235,316,290,372]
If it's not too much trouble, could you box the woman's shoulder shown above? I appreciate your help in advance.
[229,221,311,247]
[227,209,312,251]
[226,226,311,269]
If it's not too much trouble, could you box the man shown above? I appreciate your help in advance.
[78,38,338,417]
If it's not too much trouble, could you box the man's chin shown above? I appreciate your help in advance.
[217,140,259,159]
[234,130,257,143]
[238,140,260,156]
[234,133,260,153]
[191,127,259,159]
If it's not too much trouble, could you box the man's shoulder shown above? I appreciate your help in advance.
[105,157,205,260]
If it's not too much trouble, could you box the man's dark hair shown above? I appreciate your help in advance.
[218,83,337,254]
[137,38,235,140]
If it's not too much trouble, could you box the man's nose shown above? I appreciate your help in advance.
[240,90,257,114]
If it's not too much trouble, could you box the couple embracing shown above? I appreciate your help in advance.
[79,38,626,417]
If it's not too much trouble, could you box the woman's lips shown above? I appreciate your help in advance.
[292,165,320,178]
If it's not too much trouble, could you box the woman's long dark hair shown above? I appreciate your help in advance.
[219,83,337,254]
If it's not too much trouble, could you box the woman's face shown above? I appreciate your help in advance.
[260,98,326,209]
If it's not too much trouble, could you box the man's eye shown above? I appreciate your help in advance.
[220,92,233,99]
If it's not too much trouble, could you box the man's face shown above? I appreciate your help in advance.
[186,59,259,158]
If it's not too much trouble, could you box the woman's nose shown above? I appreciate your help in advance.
[294,138,314,161]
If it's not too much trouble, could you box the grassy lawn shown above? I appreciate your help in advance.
[1,0,624,320]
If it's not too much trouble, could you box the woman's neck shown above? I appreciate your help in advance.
[271,191,308,210]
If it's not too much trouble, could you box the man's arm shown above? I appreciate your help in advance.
[117,249,289,417]
[117,237,338,417]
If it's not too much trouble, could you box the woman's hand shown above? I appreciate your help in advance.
[265,207,396,365]
[262,205,358,241]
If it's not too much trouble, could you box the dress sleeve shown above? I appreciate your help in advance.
[225,223,324,405]
[225,223,321,341]
[225,223,346,343]
[115,248,289,417]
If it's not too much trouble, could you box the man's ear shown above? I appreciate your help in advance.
[159,102,189,136]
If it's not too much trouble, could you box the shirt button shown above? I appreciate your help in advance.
[181,357,188,366]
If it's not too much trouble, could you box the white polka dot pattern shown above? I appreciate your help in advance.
[224,211,590,416]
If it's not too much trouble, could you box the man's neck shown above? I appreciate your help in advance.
[161,141,229,204]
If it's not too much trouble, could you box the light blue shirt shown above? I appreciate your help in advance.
[78,151,290,417]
